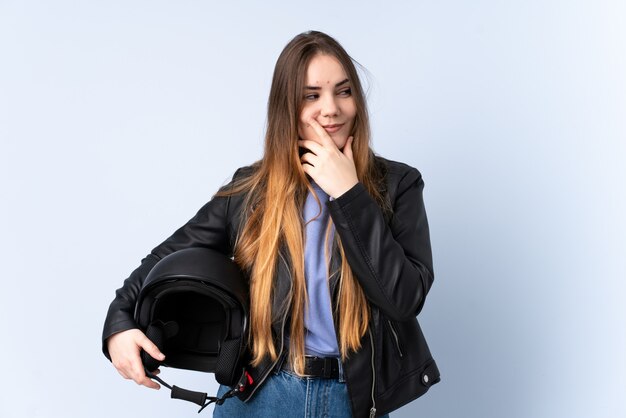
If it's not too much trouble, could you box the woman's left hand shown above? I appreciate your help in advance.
[298,118,359,199]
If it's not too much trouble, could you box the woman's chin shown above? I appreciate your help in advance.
[334,137,348,150]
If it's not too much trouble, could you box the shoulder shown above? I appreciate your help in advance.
[229,161,260,182]
[214,161,260,194]
[233,162,260,179]
[373,155,423,190]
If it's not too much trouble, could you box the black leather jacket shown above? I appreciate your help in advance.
[102,156,440,417]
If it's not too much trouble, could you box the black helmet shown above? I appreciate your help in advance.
[134,247,251,411]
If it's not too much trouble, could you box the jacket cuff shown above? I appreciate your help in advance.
[102,320,139,361]
[328,182,366,208]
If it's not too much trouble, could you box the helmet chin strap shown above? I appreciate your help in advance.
[145,368,252,413]
[142,319,250,413]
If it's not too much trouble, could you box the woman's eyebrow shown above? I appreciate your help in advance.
[304,78,350,90]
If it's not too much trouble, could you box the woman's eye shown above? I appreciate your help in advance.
[304,94,318,101]
[338,88,352,96]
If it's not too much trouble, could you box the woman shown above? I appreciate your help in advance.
[103,30,440,418]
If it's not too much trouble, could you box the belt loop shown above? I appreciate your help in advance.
[337,359,345,383]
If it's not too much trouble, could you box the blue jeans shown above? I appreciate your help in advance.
[212,368,390,418]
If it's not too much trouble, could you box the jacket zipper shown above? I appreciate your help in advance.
[330,246,375,418]
[244,252,292,400]
[368,328,377,418]
[388,320,403,357]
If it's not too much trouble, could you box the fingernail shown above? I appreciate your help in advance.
[158,353,165,360]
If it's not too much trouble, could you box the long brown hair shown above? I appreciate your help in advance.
[216,31,390,374]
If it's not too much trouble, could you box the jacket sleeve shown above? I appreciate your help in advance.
[101,170,242,360]
[327,165,434,321]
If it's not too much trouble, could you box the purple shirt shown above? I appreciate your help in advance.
[301,182,339,356]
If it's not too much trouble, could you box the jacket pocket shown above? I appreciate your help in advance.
[387,319,403,358]
[375,317,404,396]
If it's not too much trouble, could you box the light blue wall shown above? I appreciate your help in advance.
[1,1,624,417]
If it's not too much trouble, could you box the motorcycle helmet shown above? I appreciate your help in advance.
[134,247,251,410]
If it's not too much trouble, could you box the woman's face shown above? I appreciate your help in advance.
[298,54,356,150]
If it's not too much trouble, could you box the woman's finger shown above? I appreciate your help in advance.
[298,139,323,155]
[306,118,336,149]
[301,162,313,177]
[342,136,354,160]
[129,358,147,383]
[140,375,161,390]
[129,358,161,390]
[138,334,165,362]
[300,152,317,167]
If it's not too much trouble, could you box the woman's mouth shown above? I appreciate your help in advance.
[323,123,344,133]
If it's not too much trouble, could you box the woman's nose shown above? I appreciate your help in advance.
[319,95,339,117]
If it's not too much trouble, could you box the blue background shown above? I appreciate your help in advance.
[1,1,624,417]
